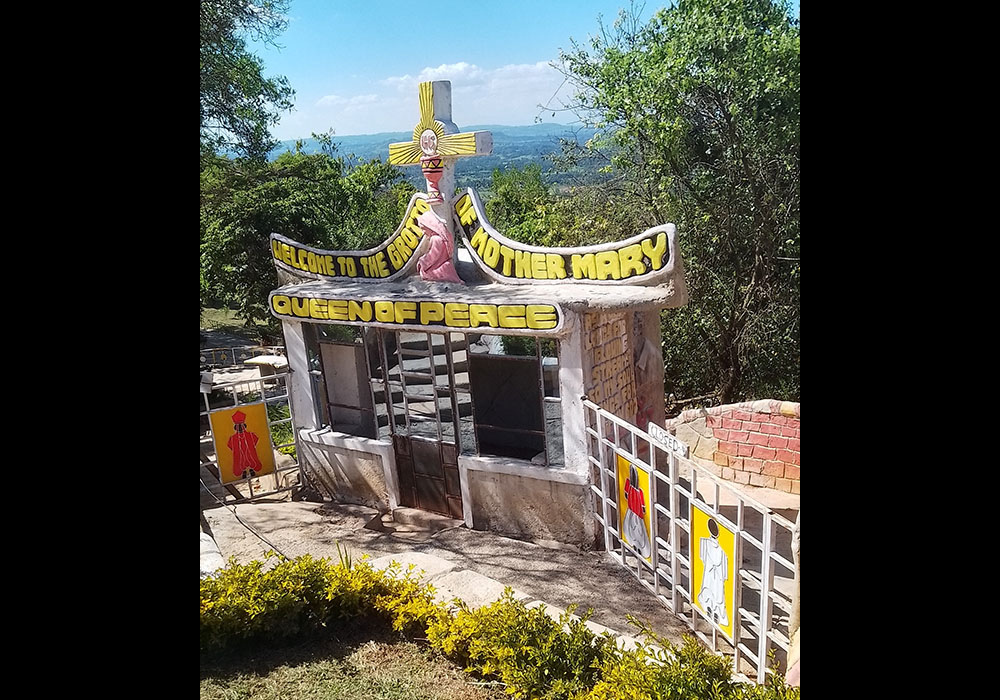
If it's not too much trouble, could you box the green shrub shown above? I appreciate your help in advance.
[427,590,609,700]
[199,553,446,653]
[200,555,799,699]
[577,619,799,700]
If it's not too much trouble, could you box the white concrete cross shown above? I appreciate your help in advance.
[389,81,492,220]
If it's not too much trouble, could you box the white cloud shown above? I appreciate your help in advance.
[315,93,379,107]
[274,61,573,139]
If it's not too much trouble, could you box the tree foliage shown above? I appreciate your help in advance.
[200,141,415,335]
[557,0,800,404]
[484,164,651,249]
[200,0,295,162]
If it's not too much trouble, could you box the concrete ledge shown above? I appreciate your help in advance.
[459,454,589,486]
[431,569,531,609]
[298,428,399,510]
[200,532,226,578]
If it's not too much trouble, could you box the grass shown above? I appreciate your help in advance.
[201,307,271,339]
[200,628,506,700]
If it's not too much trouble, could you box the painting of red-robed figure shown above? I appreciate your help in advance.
[209,402,276,485]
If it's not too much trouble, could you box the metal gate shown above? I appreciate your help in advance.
[584,398,796,684]
[374,330,465,518]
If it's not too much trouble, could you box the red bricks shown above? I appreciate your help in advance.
[674,401,800,490]
[775,449,797,464]
[763,460,785,477]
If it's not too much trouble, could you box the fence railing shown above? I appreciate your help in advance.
[583,398,796,684]
[199,346,285,369]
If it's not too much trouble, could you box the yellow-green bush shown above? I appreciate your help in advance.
[199,552,445,653]
[576,620,800,700]
[427,590,608,700]
[200,554,799,699]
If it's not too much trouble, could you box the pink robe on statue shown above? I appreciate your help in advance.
[416,211,463,283]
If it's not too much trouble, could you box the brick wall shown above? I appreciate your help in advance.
[664,399,800,494]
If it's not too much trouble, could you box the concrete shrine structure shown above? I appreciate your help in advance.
[268,81,687,546]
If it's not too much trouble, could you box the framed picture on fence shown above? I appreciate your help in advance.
[690,503,736,642]
[209,402,276,485]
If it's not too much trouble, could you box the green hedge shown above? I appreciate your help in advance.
[200,553,799,699]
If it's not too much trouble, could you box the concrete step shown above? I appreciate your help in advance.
[389,507,464,532]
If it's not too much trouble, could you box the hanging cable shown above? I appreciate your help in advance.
[200,477,289,559]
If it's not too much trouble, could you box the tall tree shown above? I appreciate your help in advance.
[200,0,295,162]
[558,0,800,404]
[201,144,415,334]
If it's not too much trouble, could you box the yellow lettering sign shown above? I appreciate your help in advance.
[444,303,470,328]
[270,296,561,333]
[308,298,328,319]
[526,305,558,330]
[394,301,417,324]
[498,305,526,328]
[469,304,499,328]
[374,301,395,322]
[420,302,445,325]
[328,300,349,321]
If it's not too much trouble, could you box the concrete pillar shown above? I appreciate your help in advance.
[559,310,587,478]
[640,308,666,429]
[282,319,318,430]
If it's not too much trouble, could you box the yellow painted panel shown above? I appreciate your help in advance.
[690,504,736,641]
[209,402,276,485]
[616,454,652,563]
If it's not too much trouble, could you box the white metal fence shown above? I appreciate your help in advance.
[200,368,301,502]
[199,345,285,369]
[584,398,796,684]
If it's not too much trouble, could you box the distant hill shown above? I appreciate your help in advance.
[268,123,601,189]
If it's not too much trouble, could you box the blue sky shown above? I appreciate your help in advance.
[250,0,800,140]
